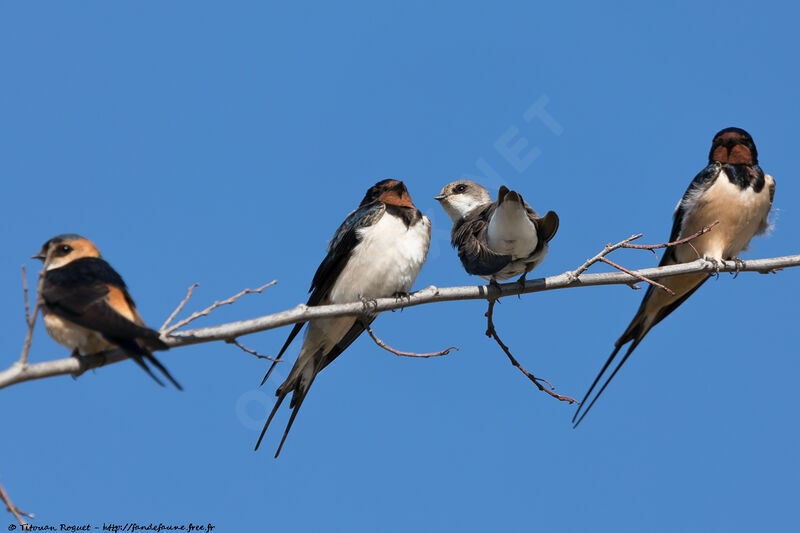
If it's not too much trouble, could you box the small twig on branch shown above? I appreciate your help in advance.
[22,266,30,323]
[365,324,458,358]
[484,299,578,404]
[568,221,720,282]
[622,220,720,254]
[0,478,33,527]
[598,257,675,295]
[225,338,282,362]
[161,283,200,331]
[19,248,52,365]
[164,281,277,335]
[568,234,643,280]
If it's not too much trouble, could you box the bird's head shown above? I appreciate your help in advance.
[709,127,758,165]
[434,180,491,223]
[33,234,101,270]
[361,179,416,208]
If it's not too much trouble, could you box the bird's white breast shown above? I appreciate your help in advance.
[300,212,431,359]
[487,201,539,258]
[676,170,773,262]
[329,212,431,303]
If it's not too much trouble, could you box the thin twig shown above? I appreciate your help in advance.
[568,234,643,280]
[225,338,282,362]
[19,248,52,365]
[164,281,277,335]
[365,324,458,358]
[22,265,30,323]
[598,257,675,295]
[161,283,199,331]
[622,220,720,252]
[0,478,32,527]
[484,299,578,404]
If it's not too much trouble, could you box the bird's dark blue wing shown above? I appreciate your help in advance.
[660,164,720,266]
[267,202,387,369]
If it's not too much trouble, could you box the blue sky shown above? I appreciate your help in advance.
[1,1,798,531]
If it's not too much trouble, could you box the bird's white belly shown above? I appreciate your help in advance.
[329,213,431,303]
[43,312,114,355]
[487,201,538,259]
[675,171,772,263]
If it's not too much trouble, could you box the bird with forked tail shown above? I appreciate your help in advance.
[573,127,775,427]
[34,234,181,390]
[256,179,431,457]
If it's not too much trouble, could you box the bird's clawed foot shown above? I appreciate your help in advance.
[70,348,99,379]
[515,273,527,298]
[360,296,379,318]
[392,291,412,309]
[730,256,745,278]
[705,257,721,278]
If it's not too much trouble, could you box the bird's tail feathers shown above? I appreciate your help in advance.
[572,310,653,427]
[255,348,322,457]
[260,322,305,387]
[114,337,182,390]
[497,186,523,205]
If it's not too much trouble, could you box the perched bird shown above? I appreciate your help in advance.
[573,127,775,427]
[256,179,431,457]
[435,180,559,283]
[33,234,181,389]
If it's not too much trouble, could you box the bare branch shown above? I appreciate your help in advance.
[365,324,458,358]
[160,283,199,331]
[0,478,33,527]
[485,299,578,403]
[163,281,277,334]
[2,254,798,391]
[225,338,282,362]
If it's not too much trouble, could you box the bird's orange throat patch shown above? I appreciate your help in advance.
[379,189,415,208]
[712,144,753,165]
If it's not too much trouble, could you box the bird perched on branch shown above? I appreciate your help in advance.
[573,127,775,427]
[256,179,431,457]
[33,234,180,389]
[435,180,559,284]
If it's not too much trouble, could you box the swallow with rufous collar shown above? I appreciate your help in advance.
[33,234,180,389]
[573,127,775,427]
[256,179,431,457]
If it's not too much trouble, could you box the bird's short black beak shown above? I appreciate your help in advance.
[434,194,446,201]
[31,252,45,261]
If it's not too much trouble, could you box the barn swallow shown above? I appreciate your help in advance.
[435,180,559,283]
[256,179,431,457]
[33,234,181,389]
[573,127,775,427]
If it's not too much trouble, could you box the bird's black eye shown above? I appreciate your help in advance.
[59,244,72,254]
[455,184,467,193]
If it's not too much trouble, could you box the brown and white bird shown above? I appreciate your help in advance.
[33,234,180,389]
[256,179,431,457]
[435,180,559,283]
[573,127,775,427]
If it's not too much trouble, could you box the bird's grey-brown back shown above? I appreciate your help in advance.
[436,180,559,282]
